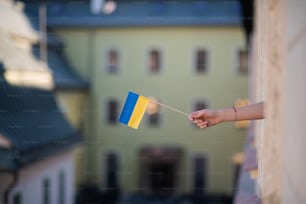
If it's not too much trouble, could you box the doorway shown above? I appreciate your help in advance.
[139,146,183,195]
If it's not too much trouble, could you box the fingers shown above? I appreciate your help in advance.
[197,120,208,128]
[190,118,209,129]
[189,110,206,122]
[189,110,209,128]
[189,110,205,119]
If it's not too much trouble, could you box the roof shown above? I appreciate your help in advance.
[32,45,89,90]
[0,68,82,170]
[0,148,16,170]
[0,0,38,42]
[17,3,90,90]
[0,1,53,90]
[0,32,46,72]
[24,0,242,28]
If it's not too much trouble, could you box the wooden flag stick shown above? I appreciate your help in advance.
[149,99,189,117]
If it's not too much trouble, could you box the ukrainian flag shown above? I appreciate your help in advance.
[118,91,149,129]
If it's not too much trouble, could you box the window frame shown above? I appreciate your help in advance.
[42,178,51,204]
[103,47,122,74]
[145,46,164,75]
[192,46,211,75]
[12,192,22,204]
[234,47,249,75]
[105,97,120,126]
[144,97,164,128]
[234,99,251,128]
[147,110,161,127]
[58,170,65,204]
[190,152,210,193]
[102,151,121,189]
[190,97,211,128]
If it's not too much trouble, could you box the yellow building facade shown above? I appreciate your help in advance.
[56,25,248,195]
[22,0,250,198]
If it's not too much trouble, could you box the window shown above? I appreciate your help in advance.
[237,49,248,75]
[42,178,50,204]
[234,99,250,128]
[148,49,162,74]
[231,152,245,193]
[192,100,209,128]
[195,49,208,73]
[146,98,161,127]
[194,101,208,111]
[12,192,22,204]
[107,99,119,124]
[148,112,160,126]
[192,155,208,194]
[104,152,119,190]
[106,49,120,73]
[58,171,65,204]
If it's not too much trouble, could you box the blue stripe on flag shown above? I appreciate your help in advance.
[118,92,139,125]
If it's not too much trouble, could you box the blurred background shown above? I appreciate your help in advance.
[1,0,305,204]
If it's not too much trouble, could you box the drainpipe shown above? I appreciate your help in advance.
[85,28,97,183]
[39,2,48,63]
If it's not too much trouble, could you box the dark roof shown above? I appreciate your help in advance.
[0,68,82,170]
[32,44,89,90]
[24,0,242,28]
[0,148,16,171]
[21,4,89,90]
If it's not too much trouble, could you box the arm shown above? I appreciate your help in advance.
[189,102,264,128]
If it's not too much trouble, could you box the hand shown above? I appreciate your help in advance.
[189,109,222,128]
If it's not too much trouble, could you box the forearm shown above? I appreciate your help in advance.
[219,102,264,122]
[237,102,264,120]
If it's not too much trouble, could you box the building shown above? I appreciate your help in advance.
[235,0,306,204]
[0,68,81,204]
[31,26,90,188]
[0,1,83,203]
[24,0,249,202]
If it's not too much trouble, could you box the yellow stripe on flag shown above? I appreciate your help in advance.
[128,95,149,129]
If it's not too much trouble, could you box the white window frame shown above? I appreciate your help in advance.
[191,46,211,75]
[103,47,123,74]
[234,47,249,76]
[145,46,165,75]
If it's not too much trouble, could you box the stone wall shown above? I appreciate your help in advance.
[255,0,286,203]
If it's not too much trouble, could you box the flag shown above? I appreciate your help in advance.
[118,91,149,129]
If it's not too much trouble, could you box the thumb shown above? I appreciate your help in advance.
[190,110,205,119]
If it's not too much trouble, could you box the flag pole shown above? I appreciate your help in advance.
[149,100,189,117]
